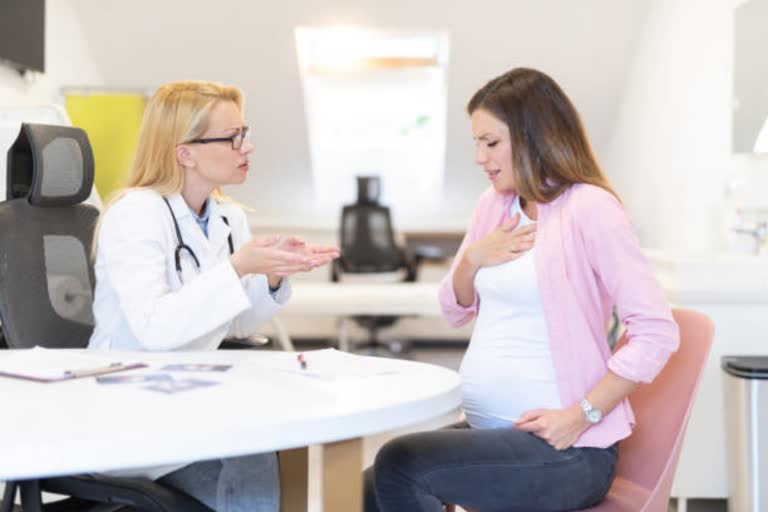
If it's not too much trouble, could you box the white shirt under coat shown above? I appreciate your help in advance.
[89,189,290,352]
[460,195,561,429]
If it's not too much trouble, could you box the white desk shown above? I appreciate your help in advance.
[0,348,462,511]
[272,282,443,351]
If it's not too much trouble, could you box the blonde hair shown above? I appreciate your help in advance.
[126,80,242,195]
[93,81,244,256]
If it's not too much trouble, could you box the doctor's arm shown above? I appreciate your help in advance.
[227,272,292,338]
[225,212,304,338]
[99,205,254,351]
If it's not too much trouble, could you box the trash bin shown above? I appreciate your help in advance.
[722,356,768,512]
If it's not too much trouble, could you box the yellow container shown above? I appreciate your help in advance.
[65,93,147,201]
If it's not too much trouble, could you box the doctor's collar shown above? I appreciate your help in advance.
[166,193,225,221]
[188,198,211,223]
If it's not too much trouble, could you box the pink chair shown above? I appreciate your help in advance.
[447,308,714,512]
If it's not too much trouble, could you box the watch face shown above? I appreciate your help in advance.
[587,409,602,423]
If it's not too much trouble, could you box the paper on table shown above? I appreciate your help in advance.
[0,346,144,382]
[276,348,402,382]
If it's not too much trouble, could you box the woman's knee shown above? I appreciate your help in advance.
[374,434,432,482]
[363,465,380,512]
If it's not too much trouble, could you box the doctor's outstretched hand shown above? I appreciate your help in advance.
[229,234,339,285]
[276,235,340,268]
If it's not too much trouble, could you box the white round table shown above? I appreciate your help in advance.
[0,348,462,511]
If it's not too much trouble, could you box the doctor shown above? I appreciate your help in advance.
[89,80,338,512]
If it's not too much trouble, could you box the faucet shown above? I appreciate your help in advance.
[731,221,768,255]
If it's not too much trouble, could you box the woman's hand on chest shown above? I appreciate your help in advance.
[465,213,537,270]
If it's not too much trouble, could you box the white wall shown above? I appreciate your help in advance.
[5,1,766,251]
[0,0,104,109]
[605,0,768,253]
[69,0,648,231]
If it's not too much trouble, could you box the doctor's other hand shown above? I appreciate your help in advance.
[229,235,315,279]
[277,236,340,268]
[463,213,536,269]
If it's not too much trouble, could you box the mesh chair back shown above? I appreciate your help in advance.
[0,123,98,348]
[356,175,380,204]
[340,203,404,272]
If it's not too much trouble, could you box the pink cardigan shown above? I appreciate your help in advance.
[439,183,679,448]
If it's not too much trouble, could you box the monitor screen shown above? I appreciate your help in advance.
[0,0,46,73]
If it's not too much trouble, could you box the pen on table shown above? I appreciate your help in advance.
[64,362,124,378]
[297,353,307,370]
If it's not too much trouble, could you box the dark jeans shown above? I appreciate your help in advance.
[364,423,618,512]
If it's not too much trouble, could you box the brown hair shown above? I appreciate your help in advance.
[467,67,618,203]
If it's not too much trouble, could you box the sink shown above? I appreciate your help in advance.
[645,249,768,303]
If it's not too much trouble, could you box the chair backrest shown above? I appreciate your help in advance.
[338,176,404,273]
[1,106,103,208]
[590,308,714,512]
[0,123,99,348]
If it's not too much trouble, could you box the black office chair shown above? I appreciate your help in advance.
[0,123,213,512]
[330,176,418,356]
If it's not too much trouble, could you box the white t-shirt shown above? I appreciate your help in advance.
[460,196,561,429]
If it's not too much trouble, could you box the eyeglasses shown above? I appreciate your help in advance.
[186,126,250,150]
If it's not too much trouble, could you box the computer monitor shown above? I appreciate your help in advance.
[0,0,46,73]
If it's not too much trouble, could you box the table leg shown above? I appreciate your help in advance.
[279,447,309,512]
[322,438,363,512]
[337,317,351,352]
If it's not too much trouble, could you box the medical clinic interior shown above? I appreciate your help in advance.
[1,1,767,511]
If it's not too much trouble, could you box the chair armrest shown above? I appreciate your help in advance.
[330,258,341,282]
[402,249,419,282]
[41,475,214,512]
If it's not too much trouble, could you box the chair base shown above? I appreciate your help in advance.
[348,318,412,358]
[350,339,412,359]
[1,476,213,512]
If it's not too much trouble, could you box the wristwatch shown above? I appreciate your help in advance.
[579,398,603,424]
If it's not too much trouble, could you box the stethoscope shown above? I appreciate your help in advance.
[162,197,234,282]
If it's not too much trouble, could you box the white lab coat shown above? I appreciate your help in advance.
[89,189,290,352]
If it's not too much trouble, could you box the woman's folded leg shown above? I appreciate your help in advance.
[366,427,617,512]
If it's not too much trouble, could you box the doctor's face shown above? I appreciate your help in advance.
[185,100,254,187]
[471,108,516,194]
